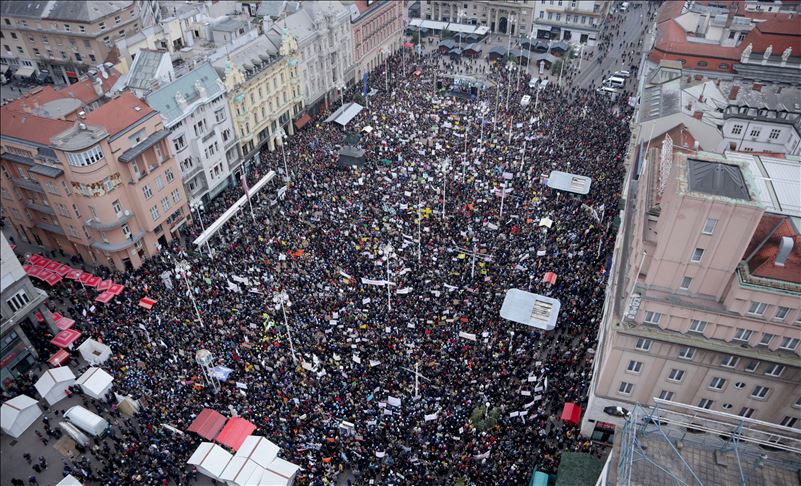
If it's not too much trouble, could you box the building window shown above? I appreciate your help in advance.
[667,369,685,383]
[758,333,774,347]
[745,360,759,372]
[749,128,761,137]
[734,381,746,389]
[66,145,104,167]
[102,176,114,192]
[171,189,181,203]
[689,320,707,333]
[64,24,70,32]
[747,301,767,316]
[618,382,633,395]
[779,337,799,350]
[658,390,674,401]
[680,277,693,290]
[751,386,769,399]
[698,398,714,410]
[215,108,226,123]
[702,218,718,235]
[161,196,170,212]
[150,206,160,221]
[739,407,755,418]
[678,347,696,360]
[165,169,174,183]
[173,135,186,152]
[733,328,753,342]
[719,63,729,69]
[780,416,798,428]
[6,289,30,312]
[644,311,662,325]
[155,175,164,191]
[690,248,704,263]
[697,60,708,67]
[764,364,784,377]
[721,355,739,368]
[122,223,132,239]
[709,377,726,390]
[627,360,643,373]
[774,307,789,321]
[143,185,153,199]
[731,124,743,135]
[635,338,652,351]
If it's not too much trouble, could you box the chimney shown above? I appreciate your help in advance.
[752,83,762,92]
[693,111,704,120]
[776,86,783,94]
[93,77,104,97]
[775,236,794,267]
[728,85,740,100]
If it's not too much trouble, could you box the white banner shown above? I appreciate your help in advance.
[424,412,438,422]
[361,278,395,286]
[387,396,402,407]
[458,331,477,341]
[396,287,413,294]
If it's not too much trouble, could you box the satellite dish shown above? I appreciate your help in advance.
[101,69,108,79]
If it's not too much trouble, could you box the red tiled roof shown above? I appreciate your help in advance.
[0,107,72,145]
[652,20,741,61]
[741,17,801,53]
[3,69,120,114]
[83,91,155,137]
[744,214,801,284]
[354,0,370,14]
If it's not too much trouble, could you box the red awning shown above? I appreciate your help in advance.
[35,257,51,268]
[51,312,63,321]
[97,279,113,291]
[85,276,101,287]
[79,273,92,284]
[138,297,157,310]
[215,417,256,451]
[44,273,63,286]
[403,42,414,48]
[187,408,228,440]
[27,254,44,265]
[53,263,71,276]
[45,261,60,273]
[55,316,76,331]
[294,113,312,130]
[51,329,82,348]
[48,349,70,367]
[561,402,582,425]
[26,266,44,278]
[95,291,114,303]
[65,269,82,280]
[108,283,125,295]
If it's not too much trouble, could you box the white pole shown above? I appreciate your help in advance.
[534,87,540,111]
[280,298,297,364]
[442,163,447,221]
[414,361,420,398]
[386,252,392,311]
[499,181,507,222]
[509,330,514,353]
[193,205,214,258]
[281,137,289,179]
[417,192,422,263]
[471,242,477,280]
[507,115,513,144]
[519,140,527,171]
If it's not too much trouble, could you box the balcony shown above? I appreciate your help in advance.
[35,221,65,235]
[12,178,44,193]
[90,229,144,252]
[84,210,133,231]
[1,287,48,334]
[201,129,216,144]
[25,201,56,215]
[183,163,203,180]
[118,128,170,163]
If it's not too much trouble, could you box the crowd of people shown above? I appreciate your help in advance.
[9,31,635,485]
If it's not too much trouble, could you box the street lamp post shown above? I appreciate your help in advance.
[190,201,213,258]
[276,127,289,181]
[175,260,204,327]
[273,291,297,365]
[381,244,394,311]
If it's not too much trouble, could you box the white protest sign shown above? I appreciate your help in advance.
[387,396,402,408]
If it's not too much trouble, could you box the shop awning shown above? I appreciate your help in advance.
[324,102,363,127]
[95,291,115,303]
[48,349,70,367]
[216,417,257,451]
[293,113,312,130]
[51,329,82,348]
[561,402,582,425]
[14,65,36,78]
[188,408,228,440]
[55,316,75,330]
[108,283,125,295]
[43,272,62,286]
[84,276,101,287]
[97,279,112,291]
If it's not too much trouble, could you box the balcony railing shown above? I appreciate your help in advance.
[25,201,55,215]
[84,211,133,231]
[12,178,44,193]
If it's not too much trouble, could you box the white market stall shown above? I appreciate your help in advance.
[324,102,364,127]
[187,442,233,480]
[236,436,280,468]
[56,474,84,486]
[261,457,301,485]
[1,394,42,438]
[34,367,76,406]
[77,338,112,365]
[76,367,114,399]
[219,457,264,486]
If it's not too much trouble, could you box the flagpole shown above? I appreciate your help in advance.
[242,174,256,223]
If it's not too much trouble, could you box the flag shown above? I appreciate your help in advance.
[241,174,250,200]
[362,73,369,97]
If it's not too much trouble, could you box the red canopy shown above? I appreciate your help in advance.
[187,408,227,440]
[44,273,63,286]
[26,266,44,278]
[51,329,82,348]
[55,316,76,331]
[97,279,113,291]
[138,297,156,310]
[95,291,115,303]
[35,257,51,268]
[51,312,63,322]
[108,283,125,295]
[561,402,582,426]
[53,264,72,276]
[35,311,45,323]
[65,269,82,280]
[215,417,256,451]
[85,276,101,287]
[45,261,61,273]
[403,41,414,48]
[48,349,70,367]
[28,254,44,265]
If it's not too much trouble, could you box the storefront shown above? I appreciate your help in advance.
[1,328,37,390]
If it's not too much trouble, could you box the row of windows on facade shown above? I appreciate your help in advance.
[633,337,800,372]
[626,357,789,383]
[3,8,134,30]
[643,311,801,347]
[729,125,785,139]
[3,24,136,57]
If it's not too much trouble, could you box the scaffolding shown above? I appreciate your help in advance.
[616,398,801,486]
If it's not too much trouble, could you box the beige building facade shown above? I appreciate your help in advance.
[0,83,189,271]
[582,148,801,444]
[1,0,157,84]
[346,0,406,84]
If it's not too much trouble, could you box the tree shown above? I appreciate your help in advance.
[470,405,500,432]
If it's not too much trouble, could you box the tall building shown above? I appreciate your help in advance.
[146,62,238,206]
[266,1,354,111]
[1,231,52,390]
[420,0,610,45]
[582,148,801,443]
[0,1,158,84]
[344,0,406,83]
[0,81,189,271]
[212,33,304,175]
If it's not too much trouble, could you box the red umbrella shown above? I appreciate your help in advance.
[65,269,82,280]
[138,297,157,309]
[43,273,63,286]
[51,312,63,321]
[48,349,70,367]
[97,279,113,291]
[85,276,101,287]
[35,257,52,268]
[79,273,92,284]
[26,266,43,278]
[55,316,76,331]
[53,264,71,276]
[27,254,44,265]
[50,329,82,348]
[45,261,60,273]
[95,291,114,303]
[108,283,125,295]
[561,402,582,426]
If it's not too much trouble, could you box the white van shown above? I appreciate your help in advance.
[64,405,109,437]
[521,95,531,106]
[528,78,539,89]
[537,79,549,90]
[605,76,625,89]
[597,86,620,97]
[620,2,630,12]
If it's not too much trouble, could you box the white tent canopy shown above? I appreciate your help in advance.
[236,436,280,468]
[56,474,83,486]
[220,457,263,486]
[262,457,301,485]
[76,367,114,399]
[34,367,76,405]
[78,338,112,365]
[1,394,42,438]
[187,442,233,480]
[324,102,363,126]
